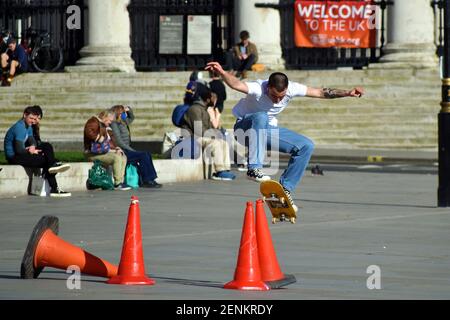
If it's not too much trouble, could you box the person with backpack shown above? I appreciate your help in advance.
[176,81,235,181]
[109,105,162,189]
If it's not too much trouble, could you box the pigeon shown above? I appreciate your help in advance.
[311,165,324,176]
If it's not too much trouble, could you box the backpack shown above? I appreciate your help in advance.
[171,80,199,127]
[171,103,190,127]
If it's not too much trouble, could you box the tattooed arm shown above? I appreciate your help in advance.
[306,87,364,99]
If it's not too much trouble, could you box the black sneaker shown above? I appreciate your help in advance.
[246,168,271,182]
[48,163,71,174]
[141,181,163,188]
[50,188,72,198]
[283,187,298,213]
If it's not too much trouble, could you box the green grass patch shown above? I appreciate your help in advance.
[0,151,164,165]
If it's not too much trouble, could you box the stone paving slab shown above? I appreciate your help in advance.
[0,168,449,300]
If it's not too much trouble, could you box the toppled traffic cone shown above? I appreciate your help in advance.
[107,196,155,285]
[21,215,118,279]
[255,199,297,289]
[224,202,269,291]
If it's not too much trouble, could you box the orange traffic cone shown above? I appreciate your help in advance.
[224,202,269,291]
[21,216,118,279]
[107,196,155,285]
[255,199,296,289]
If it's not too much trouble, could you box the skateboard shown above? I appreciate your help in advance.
[260,180,297,224]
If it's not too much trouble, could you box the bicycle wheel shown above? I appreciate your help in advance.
[31,44,64,72]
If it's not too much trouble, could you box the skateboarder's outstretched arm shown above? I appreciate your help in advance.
[306,86,365,99]
[205,62,249,94]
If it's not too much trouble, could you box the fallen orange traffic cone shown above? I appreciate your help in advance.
[107,196,155,285]
[255,199,296,289]
[224,202,269,291]
[21,216,118,279]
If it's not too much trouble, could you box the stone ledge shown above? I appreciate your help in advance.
[0,159,205,198]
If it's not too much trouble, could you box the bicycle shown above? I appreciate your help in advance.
[20,28,64,73]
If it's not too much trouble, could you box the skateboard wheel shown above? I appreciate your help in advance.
[280,197,285,205]
[271,218,277,224]
[262,196,266,202]
[291,218,296,224]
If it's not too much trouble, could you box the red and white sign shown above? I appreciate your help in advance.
[294,0,378,48]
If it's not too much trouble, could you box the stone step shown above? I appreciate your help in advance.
[0,68,440,151]
[0,100,440,114]
[2,69,440,88]
[28,134,436,150]
[0,80,441,93]
[0,87,440,104]
[0,116,439,132]
[0,97,440,112]
[5,124,434,137]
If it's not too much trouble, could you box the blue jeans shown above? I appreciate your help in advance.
[234,112,315,192]
[124,149,157,183]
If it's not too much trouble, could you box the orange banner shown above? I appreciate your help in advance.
[294,0,377,48]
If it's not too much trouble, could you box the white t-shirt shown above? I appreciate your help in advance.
[232,79,308,127]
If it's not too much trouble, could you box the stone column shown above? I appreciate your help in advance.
[66,0,135,73]
[378,0,438,68]
[234,0,284,70]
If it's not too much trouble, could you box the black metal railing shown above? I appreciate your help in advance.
[128,0,234,71]
[432,0,444,57]
[258,0,392,69]
[0,0,85,70]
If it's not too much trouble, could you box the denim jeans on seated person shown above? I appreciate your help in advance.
[123,149,157,183]
[233,111,315,192]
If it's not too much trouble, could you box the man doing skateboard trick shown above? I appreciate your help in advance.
[205,61,364,211]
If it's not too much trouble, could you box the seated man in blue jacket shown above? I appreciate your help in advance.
[1,37,28,86]
[4,106,71,197]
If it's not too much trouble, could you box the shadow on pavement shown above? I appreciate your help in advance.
[152,275,224,288]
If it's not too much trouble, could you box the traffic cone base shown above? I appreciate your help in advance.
[21,216,118,279]
[255,199,296,289]
[107,275,155,285]
[224,279,269,291]
[21,215,59,279]
[265,274,297,289]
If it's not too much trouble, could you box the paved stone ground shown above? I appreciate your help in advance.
[0,164,449,300]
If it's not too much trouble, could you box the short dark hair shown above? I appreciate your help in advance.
[23,105,41,116]
[239,30,250,41]
[268,72,289,92]
[198,85,212,102]
[32,105,43,118]
[6,37,16,46]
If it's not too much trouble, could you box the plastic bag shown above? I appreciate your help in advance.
[86,160,114,190]
[125,163,140,189]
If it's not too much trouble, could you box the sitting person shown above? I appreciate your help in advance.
[208,69,227,114]
[227,30,258,80]
[3,106,71,197]
[83,110,131,191]
[1,37,28,86]
[180,85,236,181]
[109,105,162,188]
